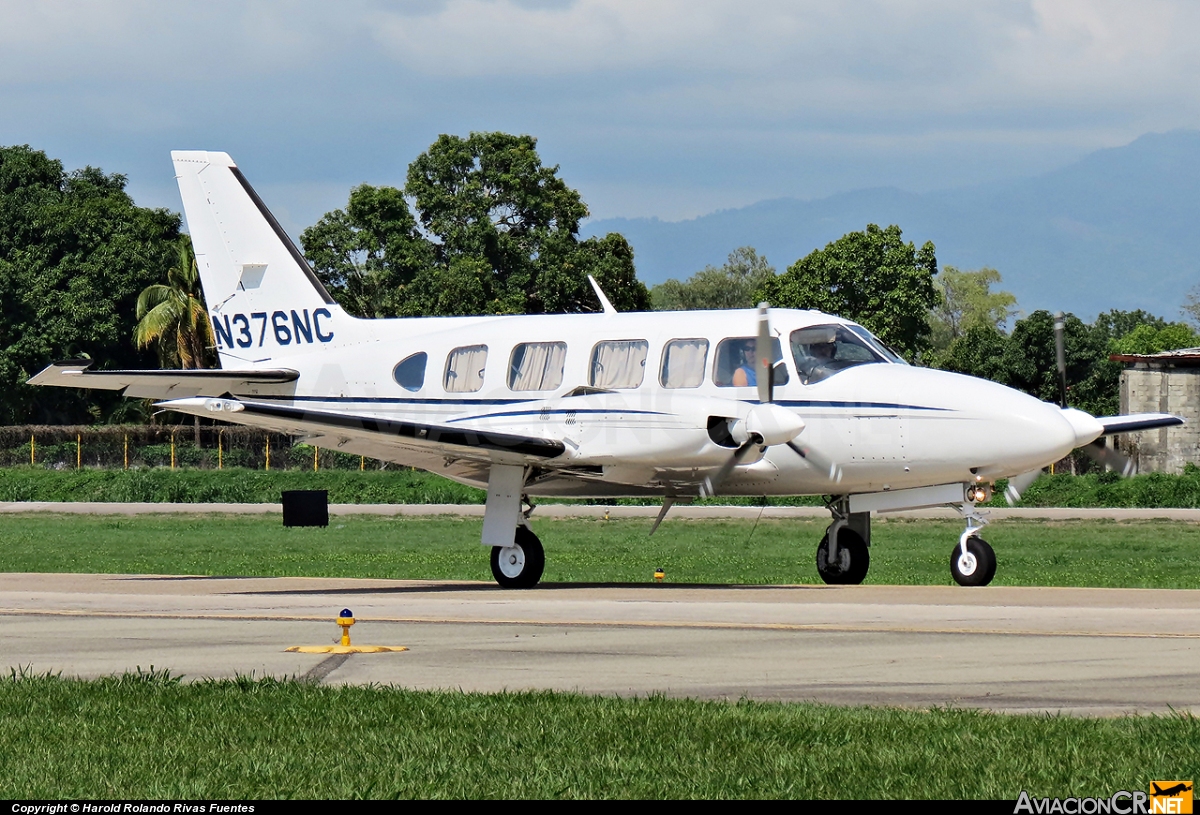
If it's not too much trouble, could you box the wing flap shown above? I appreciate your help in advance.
[27,361,299,399]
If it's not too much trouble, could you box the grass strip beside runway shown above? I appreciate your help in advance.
[0,670,1194,799]
[0,514,1198,587]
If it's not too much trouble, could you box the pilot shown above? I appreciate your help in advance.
[731,341,757,387]
[798,336,837,382]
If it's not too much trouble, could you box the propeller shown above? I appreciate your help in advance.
[1003,469,1042,506]
[1051,312,1136,477]
[701,304,842,497]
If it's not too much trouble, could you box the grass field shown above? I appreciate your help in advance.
[0,512,1198,588]
[3,512,1197,800]
[0,670,1195,799]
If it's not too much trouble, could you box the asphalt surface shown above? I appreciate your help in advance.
[2,572,1197,716]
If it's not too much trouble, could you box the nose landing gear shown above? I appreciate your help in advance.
[951,501,996,586]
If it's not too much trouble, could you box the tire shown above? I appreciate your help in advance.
[816,529,869,585]
[490,525,545,589]
[950,536,996,587]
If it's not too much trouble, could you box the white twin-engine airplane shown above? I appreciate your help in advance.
[30,151,1183,589]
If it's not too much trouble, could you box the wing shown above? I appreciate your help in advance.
[28,360,299,400]
[158,396,566,468]
[1096,413,1183,434]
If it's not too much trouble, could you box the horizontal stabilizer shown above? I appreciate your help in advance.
[27,360,298,399]
[156,397,566,465]
[1096,413,1183,435]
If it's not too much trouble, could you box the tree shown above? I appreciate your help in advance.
[304,132,649,317]
[651,247,776,311]
[928,266,1017,352]
[757,224,940,359]
[1110,322,1200,355]
[0,145,180,424]
[134,237,215,370]
[299,184,434,318]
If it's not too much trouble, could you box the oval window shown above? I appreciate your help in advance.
[392,352,427,392]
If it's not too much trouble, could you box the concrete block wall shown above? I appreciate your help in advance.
[1120,367,1200,473]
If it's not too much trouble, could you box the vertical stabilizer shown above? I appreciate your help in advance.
[172,151,347,364]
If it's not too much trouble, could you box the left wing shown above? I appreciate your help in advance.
[159,397,567,468]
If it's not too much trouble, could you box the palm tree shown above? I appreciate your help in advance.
[134,237,215,370]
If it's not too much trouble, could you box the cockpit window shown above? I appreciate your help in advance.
[393,352,427,392]
[846,324,907,364]
[790,324,886,384]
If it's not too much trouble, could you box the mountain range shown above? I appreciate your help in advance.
[583,130,1200,320]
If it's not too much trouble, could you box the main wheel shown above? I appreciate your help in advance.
[490,525,545,589]
[950,536,996,587]
[816,529,869,585]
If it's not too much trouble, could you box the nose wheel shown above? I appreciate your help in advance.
[950,536,996,586]
[490,525,545,589]
[816,528,869,585]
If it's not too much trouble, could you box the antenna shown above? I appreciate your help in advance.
[588,275,618,316]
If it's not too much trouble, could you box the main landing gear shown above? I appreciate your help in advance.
[490,525,545,589]
[816,500,871,585]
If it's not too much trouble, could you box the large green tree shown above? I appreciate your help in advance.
[0,145,180,424]
[928,266,1017,352]
[299,184,434,318]
[757,224,940,359]
[651,247,776,311]
[303,132,649,318]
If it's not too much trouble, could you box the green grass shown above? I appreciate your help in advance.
[2,514,1199,588]
[0,670,1194,799]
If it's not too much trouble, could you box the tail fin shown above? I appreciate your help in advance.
[172,150,346,365]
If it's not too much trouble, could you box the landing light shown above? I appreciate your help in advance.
[965,484,992,504]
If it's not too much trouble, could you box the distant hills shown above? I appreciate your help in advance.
[583,130,1200,319]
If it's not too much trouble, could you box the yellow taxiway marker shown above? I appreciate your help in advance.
[287,644,407,654]
[286,608,408,654]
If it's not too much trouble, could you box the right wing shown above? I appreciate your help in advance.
[158,396,567,468]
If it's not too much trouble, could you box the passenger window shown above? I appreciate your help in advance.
[392,352,427,392]
[509,342,567,391]
[590,340,648,389]
[659,339,709,389]
[444,345,488,393]
[713,337,788,388]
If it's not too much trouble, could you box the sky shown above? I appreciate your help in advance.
[3,0,1200,235]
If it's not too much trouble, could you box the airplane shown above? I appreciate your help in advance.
[1152,784,1193,798]
[29,150,1184,589]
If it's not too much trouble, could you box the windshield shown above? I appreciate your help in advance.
[846,324,907,364]
[790,324,887,384]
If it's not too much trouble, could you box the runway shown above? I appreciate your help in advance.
[1,573,1197,715]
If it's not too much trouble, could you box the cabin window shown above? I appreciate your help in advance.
[392,352,428,392]
[659,339,709,389]
[790,324,886,384]
[444,345,488,393]
[589,340,648,389]
[713,337,788,387]
[509,342,567,391]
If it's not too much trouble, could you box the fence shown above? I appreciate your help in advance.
[0,425,384,471]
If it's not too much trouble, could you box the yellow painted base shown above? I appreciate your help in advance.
[286,645,409,654]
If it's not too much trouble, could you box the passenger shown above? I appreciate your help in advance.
[731,341,758,387]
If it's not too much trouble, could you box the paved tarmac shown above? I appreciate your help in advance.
[2,572,1197,716]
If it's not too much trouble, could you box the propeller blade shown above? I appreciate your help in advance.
[756,302,773,405]
[785,440,843,484]
[1054,311,1068,408]
[1083,438,1136,477]
[700,438,760,497]
[1003,469,1042,506]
